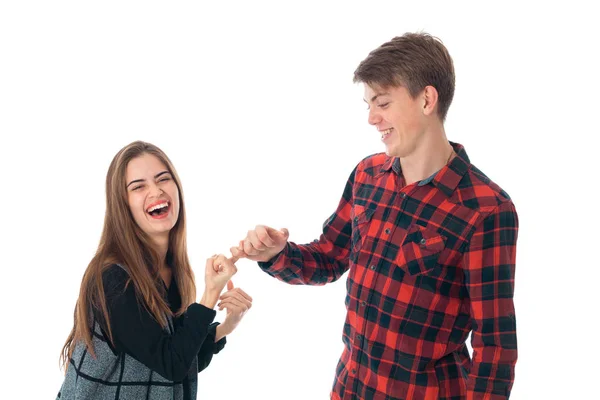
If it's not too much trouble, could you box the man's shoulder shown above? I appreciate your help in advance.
[458,163,515,212]
[355,152,388,176]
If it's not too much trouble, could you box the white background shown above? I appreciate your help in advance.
[1,1,598,399]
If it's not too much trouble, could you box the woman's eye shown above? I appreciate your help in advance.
[159,177,171,182]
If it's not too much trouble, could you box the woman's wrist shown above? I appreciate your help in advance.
[215,323,231,342]
[199,287,220,309]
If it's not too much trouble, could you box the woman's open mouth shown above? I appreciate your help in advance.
[146,201,170,219]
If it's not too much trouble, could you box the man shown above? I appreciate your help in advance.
[231,32,518,399]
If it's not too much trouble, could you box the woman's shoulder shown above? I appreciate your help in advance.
[102,264,132,298]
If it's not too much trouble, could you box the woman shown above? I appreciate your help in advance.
[57,141,252,400]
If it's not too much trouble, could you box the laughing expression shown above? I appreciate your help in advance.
[125,153,180,241]
[364,84,427,158]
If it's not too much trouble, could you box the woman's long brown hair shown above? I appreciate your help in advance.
[60,141,196,371]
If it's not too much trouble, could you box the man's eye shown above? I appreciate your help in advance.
[378,103,389,109]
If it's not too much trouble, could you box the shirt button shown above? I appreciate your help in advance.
[385,228,391,234]
[352,369,357,374]
[369,265,375,270]
[400,192,407,198]
[360,301,367,307]
[356,334,362,341]
[420,238,427,245]
[354,216,358,223]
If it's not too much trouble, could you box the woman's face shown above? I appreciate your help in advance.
[125,153,180,242]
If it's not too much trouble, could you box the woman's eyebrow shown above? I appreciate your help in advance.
[126,171,170,188]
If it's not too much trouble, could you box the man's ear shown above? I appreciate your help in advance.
[422,85,439,117]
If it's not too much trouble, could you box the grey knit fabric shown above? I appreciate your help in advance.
[56,317,198,400]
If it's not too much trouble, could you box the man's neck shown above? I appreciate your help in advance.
[400,128,454,186]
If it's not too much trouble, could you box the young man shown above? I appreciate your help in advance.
[232,33,518,399]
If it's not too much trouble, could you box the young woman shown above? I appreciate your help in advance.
[57,141,252,400]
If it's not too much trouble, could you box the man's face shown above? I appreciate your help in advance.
[363,84,427,158]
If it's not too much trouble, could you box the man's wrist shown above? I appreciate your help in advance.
[261,244,287,263]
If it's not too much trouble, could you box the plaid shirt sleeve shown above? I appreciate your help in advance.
[258,167,357,285]
[463,200,519,399]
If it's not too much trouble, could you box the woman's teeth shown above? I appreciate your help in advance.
[147,202,169,215]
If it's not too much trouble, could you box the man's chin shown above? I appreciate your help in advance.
[384,146,401,158]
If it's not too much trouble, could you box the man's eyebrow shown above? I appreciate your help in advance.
[363,92,390,103]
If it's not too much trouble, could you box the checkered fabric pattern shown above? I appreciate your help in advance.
[259,142,518,399]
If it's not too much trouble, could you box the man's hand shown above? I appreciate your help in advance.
[230,225,289,262]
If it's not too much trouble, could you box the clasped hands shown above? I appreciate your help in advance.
[202,225,289,340]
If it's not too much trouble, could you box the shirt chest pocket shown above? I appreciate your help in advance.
[395,224,446,276]
[351,207,375,256]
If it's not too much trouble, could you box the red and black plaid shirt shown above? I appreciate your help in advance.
[259,142,518,399]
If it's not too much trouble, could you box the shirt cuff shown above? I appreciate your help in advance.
[207,322,227,354]
[257,243,289,270]
[185,303,217,335]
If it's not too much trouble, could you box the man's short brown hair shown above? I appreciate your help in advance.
[353,32,456,121]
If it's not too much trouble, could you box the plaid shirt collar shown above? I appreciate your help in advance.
[379,141,471,197]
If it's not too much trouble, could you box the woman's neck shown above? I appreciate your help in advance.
[148,235,170,272]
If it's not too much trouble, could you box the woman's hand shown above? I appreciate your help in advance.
[215,280,252,341]
[200,254,238,309]
[205,254,238,292]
